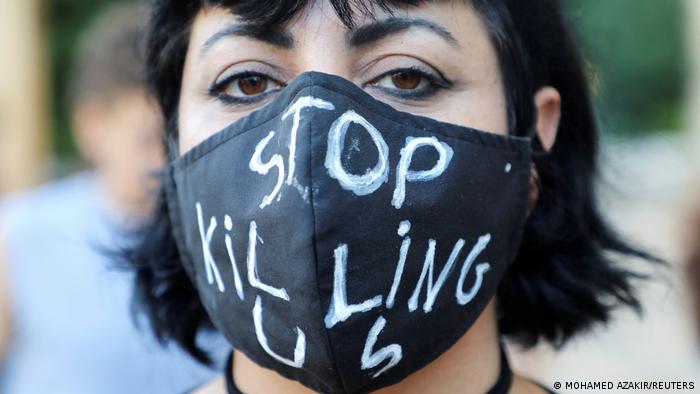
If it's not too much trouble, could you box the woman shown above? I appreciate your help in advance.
[125,0,659,393]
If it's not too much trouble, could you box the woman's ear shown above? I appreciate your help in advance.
[533,86,561,151]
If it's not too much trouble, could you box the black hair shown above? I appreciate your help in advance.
[124,0,663,364]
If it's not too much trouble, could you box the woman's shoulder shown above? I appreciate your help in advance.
[511,374,559,394]
[191,375,226,394]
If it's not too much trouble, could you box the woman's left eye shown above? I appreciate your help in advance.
[374,70,428,90]
[368,68,451,99]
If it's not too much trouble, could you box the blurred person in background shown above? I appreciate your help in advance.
[0,2,223,393]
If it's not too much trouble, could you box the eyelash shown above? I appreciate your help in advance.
[207,67,453,107]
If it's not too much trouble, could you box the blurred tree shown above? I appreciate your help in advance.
[564,0,686,134]
[0,0,50,192]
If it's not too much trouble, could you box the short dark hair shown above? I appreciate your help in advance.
[68,2,149,110]
[123,0,663,364]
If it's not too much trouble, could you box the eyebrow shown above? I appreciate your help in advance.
[200,23,294,56]
[348,17,459,48]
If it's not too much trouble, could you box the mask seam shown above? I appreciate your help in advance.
[307,92,353,394]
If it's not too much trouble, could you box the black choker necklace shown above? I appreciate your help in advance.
[225,341,512,394]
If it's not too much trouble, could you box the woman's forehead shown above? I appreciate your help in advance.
[190,0,481,51]
[200,0,411,22]
[197,0,472,30]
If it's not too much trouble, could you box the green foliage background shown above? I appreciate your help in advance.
[564,0,687,134]
[47,0,687,160]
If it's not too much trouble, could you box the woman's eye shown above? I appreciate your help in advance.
[374,70,428,91]
[210,73,284,104]
[368,67,452,100]
[228,75,270,96]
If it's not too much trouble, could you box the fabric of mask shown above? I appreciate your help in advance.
[164,71,532,394]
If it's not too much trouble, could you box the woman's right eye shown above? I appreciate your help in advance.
[209,72,285,105]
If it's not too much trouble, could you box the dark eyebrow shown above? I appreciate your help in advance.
[348,17,459,48]
[200,23,294,56]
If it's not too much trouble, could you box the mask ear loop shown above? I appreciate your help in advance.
[525,103,546,213]
[525,107,549,160]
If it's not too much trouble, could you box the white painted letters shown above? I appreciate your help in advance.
[195,202,225,292]
[456,234,492,305]
[361,316,403,378]
[249,131,285,209]
[192,95,503,380]
[247,221,290,301]
[392,136,454,209]
[324,244,383,329]
[253,295,306,368]
[407,238,465,313]
[224,214,245,301]
[324,110,390,196]
[282,96,335,185]
[386,220,412,309]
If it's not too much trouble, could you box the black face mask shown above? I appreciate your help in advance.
[164,72,532,393]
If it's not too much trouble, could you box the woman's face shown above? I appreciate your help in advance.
[178,0,508,153]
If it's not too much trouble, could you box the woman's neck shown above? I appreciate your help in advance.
[233,299,502,394]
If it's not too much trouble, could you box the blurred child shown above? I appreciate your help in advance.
[0,3,223,393]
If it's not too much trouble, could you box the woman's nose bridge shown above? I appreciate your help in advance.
[294,35,352,78]
[289,4,354,79]
[298,53,350,79]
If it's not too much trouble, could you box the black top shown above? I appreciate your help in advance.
[224,343,558,394]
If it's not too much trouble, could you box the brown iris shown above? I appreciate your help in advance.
[238,76,268,95]
[390,71,421,90]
